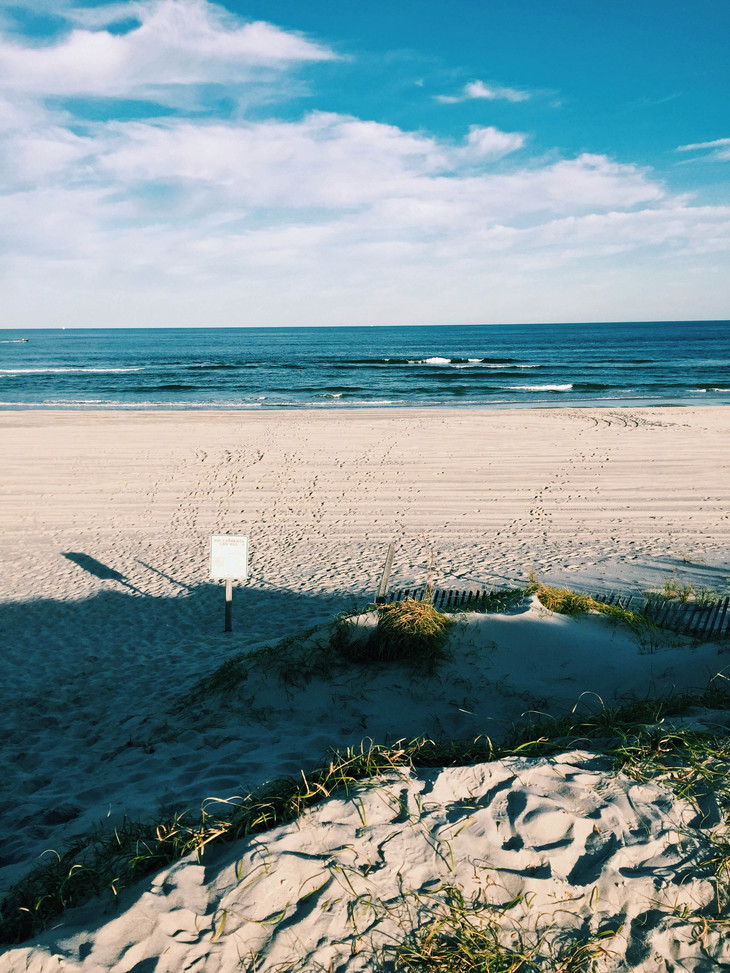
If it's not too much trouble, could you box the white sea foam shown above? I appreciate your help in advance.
[416,357,522,368]
[0,367,144,375]
[454,361,541,369]
[0,399,264,409]
[506,384,573,392]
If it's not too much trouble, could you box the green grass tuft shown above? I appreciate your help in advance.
[376,598,452,663]
[528,577,658,646]
[532,583,595,617]
[338,598,453,670]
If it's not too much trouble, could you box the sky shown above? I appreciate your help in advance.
[0,0,728,328]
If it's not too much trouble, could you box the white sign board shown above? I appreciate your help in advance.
[210,534,249,581]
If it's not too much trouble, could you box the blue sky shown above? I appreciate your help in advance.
[1,0,728,327]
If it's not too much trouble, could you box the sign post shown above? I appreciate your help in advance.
[210,534,249,632]
[224,578,233,632]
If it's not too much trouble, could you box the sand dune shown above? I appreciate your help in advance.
[2,601,730,971]
[6,748,730,972]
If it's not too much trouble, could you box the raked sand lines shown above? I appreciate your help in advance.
[0,407,728,602]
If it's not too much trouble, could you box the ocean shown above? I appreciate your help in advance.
[0,321,728,410]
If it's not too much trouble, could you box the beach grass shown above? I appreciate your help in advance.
[187,578,720,712]
[189,598,454,707]
[383,883,619,973]
[528,577,660,649]
[185,626,328,702]
[340,597,453,669]
[655,578,725,605]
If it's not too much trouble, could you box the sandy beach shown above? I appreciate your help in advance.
[2,406,729,602]
[1,405,729,970]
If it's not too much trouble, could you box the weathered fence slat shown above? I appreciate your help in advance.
[707,600,722,636]
[714,597,729,637]
[697,601,716,639]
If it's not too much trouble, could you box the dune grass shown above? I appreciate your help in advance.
[527,577,661,651]
[656,578,726,605]
[185,578,715,710]
[529,577,644,624]
[337,597,453,670]
[188,598,454,707]
[185,626,330,703]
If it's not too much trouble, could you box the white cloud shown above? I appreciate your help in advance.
[0,1,727,326]
[461,125,526,159]
[437,79,530,104]
[677,137,730,151]
[0,128,91,186]
[0,110,678,272]
[676,137,730,162]
[91,114,449,211]
[34,115,646,230]
[464,80,530,102]
[0,0,336,101]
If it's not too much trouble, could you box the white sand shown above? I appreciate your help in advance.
[6,748,730,972]
[1,406,729,603]
[1,406,729,969]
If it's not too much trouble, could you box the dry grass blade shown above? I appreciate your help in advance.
[373,598,452,667]
[385,885,619,972]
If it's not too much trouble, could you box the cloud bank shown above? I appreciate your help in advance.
[0,0,335,98]
[1,0,728,326]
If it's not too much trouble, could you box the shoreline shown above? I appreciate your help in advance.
[2,398,730,412]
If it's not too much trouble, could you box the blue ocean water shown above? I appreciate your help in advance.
[0,321,728,410]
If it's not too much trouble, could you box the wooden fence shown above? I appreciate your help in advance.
[378,587,494,611]
[592,590,730,639]
[377,586,730,639]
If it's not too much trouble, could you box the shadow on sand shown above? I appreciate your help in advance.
[0,575,364,672]
[62,552,146,595]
